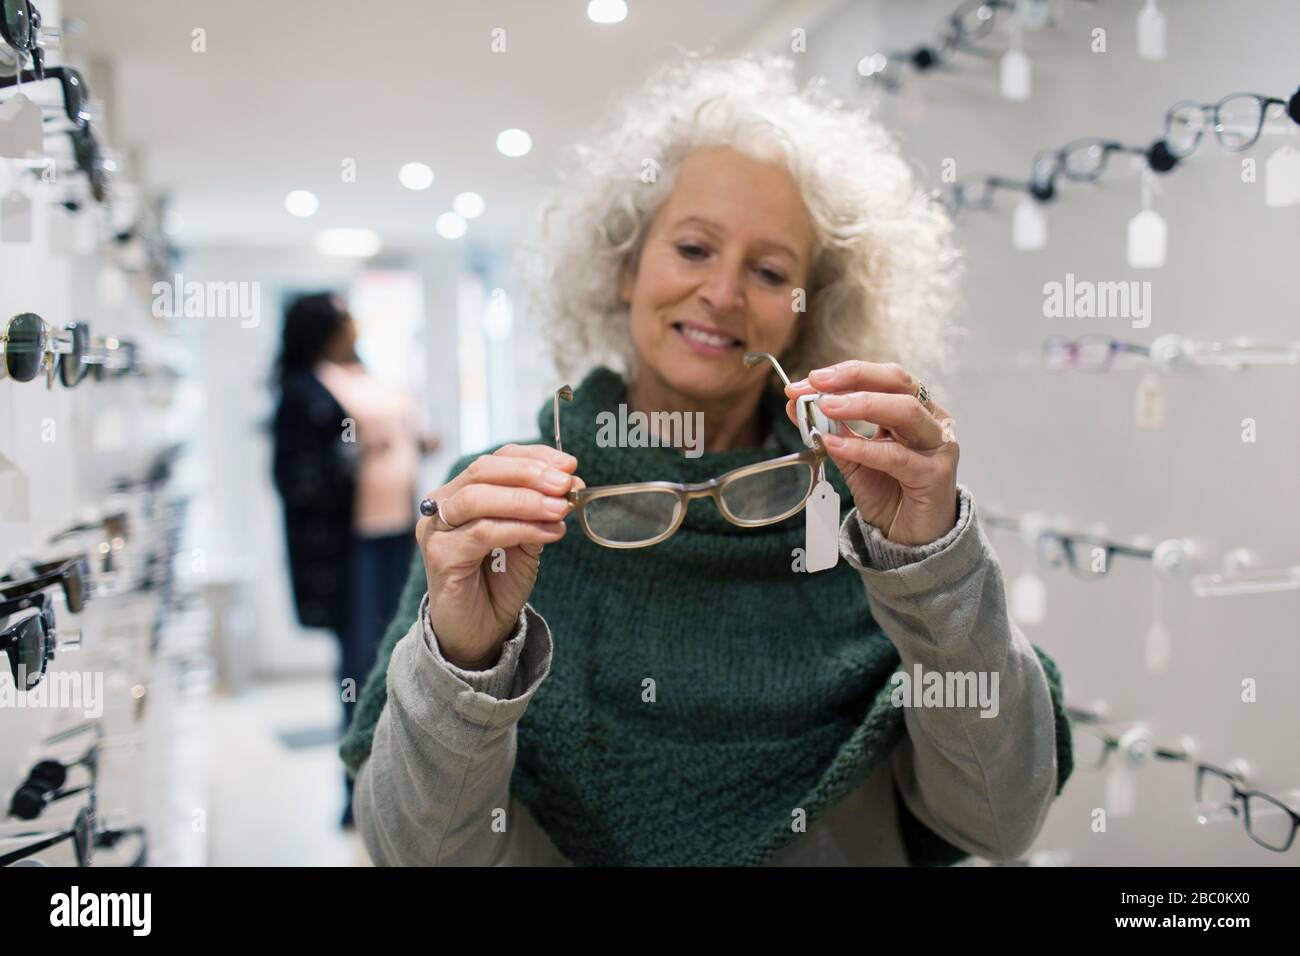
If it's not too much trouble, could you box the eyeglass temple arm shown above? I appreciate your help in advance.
[0,828,73,866]
[552,385,573,454]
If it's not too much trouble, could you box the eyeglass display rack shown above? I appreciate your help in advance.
[0,24,212,866]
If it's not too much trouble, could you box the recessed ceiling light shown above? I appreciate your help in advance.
[314,228,381,257]
[285,190,319,217]
[436,212,467,239]
[453,192,485,219]
[496,128,532,158]
[399,162,435,191]
[587,0,628,24]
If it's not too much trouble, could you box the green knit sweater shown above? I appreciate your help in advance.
[341,367,1073,866]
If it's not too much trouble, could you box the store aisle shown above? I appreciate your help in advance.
[203,678,369,867]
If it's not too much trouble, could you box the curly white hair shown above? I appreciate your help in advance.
[516,51,962,393]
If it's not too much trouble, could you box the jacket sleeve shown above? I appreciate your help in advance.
[353,594,554,866]
[838,484,1063,863]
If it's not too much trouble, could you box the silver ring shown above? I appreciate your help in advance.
[418,497,459,532]
[915,380,935,410]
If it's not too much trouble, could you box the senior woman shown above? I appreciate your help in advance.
[341,54,1072,866]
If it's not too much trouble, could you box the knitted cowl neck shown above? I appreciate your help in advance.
[345,367,1072,866]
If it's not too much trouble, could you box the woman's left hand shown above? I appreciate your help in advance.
[784,360,959,547]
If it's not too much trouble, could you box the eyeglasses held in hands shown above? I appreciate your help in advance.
[545,352,841,550]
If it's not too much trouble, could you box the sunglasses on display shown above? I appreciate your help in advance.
[0,590,58,690]
[8,745,97,820]
[0,65,90,127]
[0,804,94,867]
[0,315,90,388]
[543,352,840,550]
[0,556,92,613]
[0,0,47,77]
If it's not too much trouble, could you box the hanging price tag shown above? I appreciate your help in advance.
[1127,208,1166,268]
[1134,371,1165,429]
[1144,620,1171,673]
[0,190,33,243]
[0,92,43,158]
[805,469,840,573]
[1265,144,1300,207]
[1012,198,1047,250]
[1106,760,1137,817]
[1136,0,1166,60]
[1000,49,1032,101]
[1010,572,1047,626]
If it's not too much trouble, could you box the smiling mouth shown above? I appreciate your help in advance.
[672,321,744,350]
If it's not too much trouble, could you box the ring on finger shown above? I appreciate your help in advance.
[418,496,460,532]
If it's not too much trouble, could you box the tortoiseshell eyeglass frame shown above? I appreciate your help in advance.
[550,353,828,549]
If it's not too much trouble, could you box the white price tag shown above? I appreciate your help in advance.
[0,190,32,243]
[0,92,43,158]
[1127,208,1167,268]
[1000,49,1032,101]
[1265,145,1300,207]
[1012,198,1048,250]
[805,478,840,573]
[1010,572,1047,626]
[1136,0,1166,60]
[1134,372,1165,430]
[1106,761,1137,817]
[1144,620,1170,673]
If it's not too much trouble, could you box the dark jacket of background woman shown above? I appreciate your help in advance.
[271,314,359,638]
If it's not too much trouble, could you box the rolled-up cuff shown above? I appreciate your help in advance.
[839,485,991,597]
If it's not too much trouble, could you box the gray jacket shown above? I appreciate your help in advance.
[353,485,1061,865]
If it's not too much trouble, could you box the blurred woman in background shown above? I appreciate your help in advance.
[271,292,436,827]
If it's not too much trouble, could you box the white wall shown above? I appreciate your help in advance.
[803,0,1300,865]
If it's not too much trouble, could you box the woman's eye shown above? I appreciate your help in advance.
[757,267,787,286]
[676,243,708,260]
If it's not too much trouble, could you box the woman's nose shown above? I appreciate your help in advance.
[697,258,745,312]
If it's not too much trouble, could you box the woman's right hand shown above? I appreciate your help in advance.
[417,444,583,670]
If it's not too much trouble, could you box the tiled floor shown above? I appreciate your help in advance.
[203,677,371,867]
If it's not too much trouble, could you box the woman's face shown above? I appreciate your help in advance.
[621,145,815,403]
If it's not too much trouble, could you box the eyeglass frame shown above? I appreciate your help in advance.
[1042,335,1152,372]
[1162,90,1300,160]
[1069,717,1189,771]
[1195,763,1299,853]
[549,352,832,550]
[1031,138,1151,198]
[1036,530,1154,579]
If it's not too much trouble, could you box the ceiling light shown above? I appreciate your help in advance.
[285,190,319,217]
[453,192,485,219]
[587,0,628,24]
[399,162,435,191]
[314,228,381,257]
[436,212,467,239]
[496,128,532,158]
